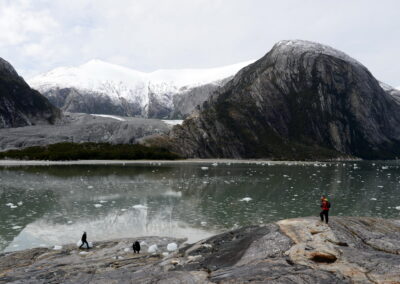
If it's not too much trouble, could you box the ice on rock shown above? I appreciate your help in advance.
[395,206,400,210]
[201,221,207,226]
[162,252,169,257]
[240,197,252,202]
[124,248,130,252]
[370,198,377,201]
[212,163,218,167]
[53,245,63,250]
[12,225,22,229]
[148,244,158,253]
[167,242,178,251]
[201,167,209,170]
[94,204,102,208]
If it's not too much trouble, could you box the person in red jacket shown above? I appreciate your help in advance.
[320,196,330,224]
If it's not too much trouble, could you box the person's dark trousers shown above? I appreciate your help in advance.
[79,240,89,249]
[320,210,329,223]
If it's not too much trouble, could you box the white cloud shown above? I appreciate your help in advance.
[0,0,399,87]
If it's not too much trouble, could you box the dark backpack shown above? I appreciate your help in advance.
[327,201,331,208]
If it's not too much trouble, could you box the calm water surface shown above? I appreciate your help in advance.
[1,161,400,252]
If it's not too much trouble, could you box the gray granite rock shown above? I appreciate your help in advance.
[1,217,399,283]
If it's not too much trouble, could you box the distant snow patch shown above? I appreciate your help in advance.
[91,114,126,121]
[162,120,183,126]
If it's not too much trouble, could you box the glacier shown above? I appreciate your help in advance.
[28,59,254,119]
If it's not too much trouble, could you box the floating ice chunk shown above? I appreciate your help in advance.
[201,221,207,226]
[12,225,22,229]
[5,203,14,207]
[163,191,182,197]
[10,205,17,209]
[381,166,389,170]
[239,197,252,202]
[53,245,63,250]
[94,204,102,208]
[67,221,73,224]
[132,204,148,209]
[148,244,158,253]
[370,198,377,201]
[395,206,400,210]
[167,243,178,251]
[377,185,384,188]
[17,201,23,206]
[212,163,218,167]
[201,167,209,170]
[121,208,127,212]
[87,185,94,189]
[162,252,169,257]
[99,200,107,203]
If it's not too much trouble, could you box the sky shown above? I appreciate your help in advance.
[0,0,399,87]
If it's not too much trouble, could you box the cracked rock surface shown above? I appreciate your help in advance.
[1,217,399,283]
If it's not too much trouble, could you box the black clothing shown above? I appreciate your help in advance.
[79,232,89,249]
[133,241,141,253]
[320,210,329,223]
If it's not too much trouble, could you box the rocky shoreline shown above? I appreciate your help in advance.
[1,216,399,283]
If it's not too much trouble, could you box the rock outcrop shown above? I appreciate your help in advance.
[0,58,60,129]
[165,40,400,160]
[1,217,399,283]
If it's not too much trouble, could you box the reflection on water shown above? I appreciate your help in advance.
[1,161,400,252]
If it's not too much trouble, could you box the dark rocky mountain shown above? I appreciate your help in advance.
[163,40,400,160]
[0,58,60,128]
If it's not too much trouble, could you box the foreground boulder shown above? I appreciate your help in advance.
[163,40,400,160]
[1,217,399,283]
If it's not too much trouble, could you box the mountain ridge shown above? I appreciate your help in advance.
[28,59,254,119]
[158,40,400,160]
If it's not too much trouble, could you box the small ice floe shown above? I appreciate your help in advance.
[87,185,94,189]
[201,167,209,170]
[53,245,63,250]
[212,163,218,167]
[148,244,158,253]
[5,203,14,207]
[94,204,102,208]
[132,204,148,209]
[395,206,400,210]
[377,185,384,188]
[67,221,73,224]
[99,200,107,203]
[239,197,252,202]
[163,191,182,198]
[10,205,17,209]
[17,201,23,206]
[167,243,178,252]
[381,166,389,170]
[121,208,127,212]
[224,180,230,184]
[12,225,22,230]
[162,252,169,257]
[79,251,89,255]
[201,221,207,226]
[370,198,377,201]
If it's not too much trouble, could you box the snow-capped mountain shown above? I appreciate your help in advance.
[28,59,254,119]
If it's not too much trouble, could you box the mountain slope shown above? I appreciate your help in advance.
[163,40,400,160]
[0,58,60,128]
[29,60,253,119]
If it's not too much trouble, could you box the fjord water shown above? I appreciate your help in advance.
[1,161,399,252]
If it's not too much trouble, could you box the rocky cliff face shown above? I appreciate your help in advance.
[166,40,400,160]
[0,58,59,128]
[1,217,399,283]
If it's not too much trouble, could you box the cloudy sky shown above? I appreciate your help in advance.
[0,0,399,86]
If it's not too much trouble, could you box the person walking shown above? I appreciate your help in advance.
[320,195,330,224]
[79,231,90,249]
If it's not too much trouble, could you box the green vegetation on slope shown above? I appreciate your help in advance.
[0,142,181,161]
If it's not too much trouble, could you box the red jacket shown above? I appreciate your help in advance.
[321,200,329,211]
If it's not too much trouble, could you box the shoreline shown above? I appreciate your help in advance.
[0,158,366,167]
